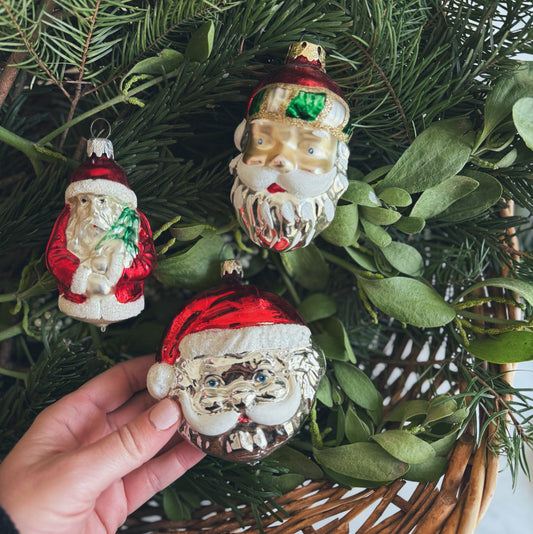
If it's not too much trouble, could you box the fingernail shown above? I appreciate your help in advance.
[149,398,181,431]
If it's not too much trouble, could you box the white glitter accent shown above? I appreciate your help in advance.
[147,362,176,399]
[179,324,311,359]
[66,179,137,208]
[70,265,91,294]
[58,294,144,327]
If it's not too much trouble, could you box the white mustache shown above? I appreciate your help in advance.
[234,154,338,199]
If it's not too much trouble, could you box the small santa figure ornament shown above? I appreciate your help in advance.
[230,40,351,251]
[147,260,325,462]
[46,130,156,327]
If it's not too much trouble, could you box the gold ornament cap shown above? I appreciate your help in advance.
[286,41,327,69]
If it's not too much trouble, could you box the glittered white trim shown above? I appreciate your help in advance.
[70,265,91,295]
[147,362,177,400]
[66,179,137,208]
[179,324,311,359]
[58,294,144,327]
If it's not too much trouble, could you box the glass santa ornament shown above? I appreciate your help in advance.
[147,260,325,462]
[230,40,351,252]
[46,130,156,327]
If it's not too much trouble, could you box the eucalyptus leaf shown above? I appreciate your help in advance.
[360,206,402,225]
[170,223,206,241]
[424,396,458,425]
[322,467,392,489]
[124,48,184,79]
[314,332,348,361]
[298,293,337,323]
[378,187,412,207]
[466,331,533,363]
[333,361,382,412]
[404,456,448,483]
[478,62,533,146]
[336,406,346,445]
[384,400,429,425]
[185,21,215,62]
[316,375,334,407]
[513,97,533,150]
[358,276,456,327]
[270,473,305,493]
[317,318,356,363]
[361,219,392,247]
[343,181,381,206]
[494,149,517,169]
[381,242,424,277]
[394,215,425,234]
[320,203,358,246]
[314,442,409,482]
[454,277,533,307]
[377,118,475,193]
[431,433,460,456]
[155,235,226,290]
[163,488,189,522]
[438,170,502,222]
[363,165,394,184]
[345,405,372,442]
[372,430,436,464]
[281,245,329,290]
[345,246,378,272]
[410,175,479,219]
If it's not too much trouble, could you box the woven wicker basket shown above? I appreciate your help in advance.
[123,205,520,534]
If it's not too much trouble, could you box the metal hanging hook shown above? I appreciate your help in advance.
[90,118,112,139]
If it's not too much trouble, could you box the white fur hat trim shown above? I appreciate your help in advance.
[65,179,137,208]
[179,324,311,359]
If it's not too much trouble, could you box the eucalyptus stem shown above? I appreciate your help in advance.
[0,324,24,343]
[37,69,183,147]
[270,253,301,306]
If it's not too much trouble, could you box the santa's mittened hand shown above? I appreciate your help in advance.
[70,264,92,294]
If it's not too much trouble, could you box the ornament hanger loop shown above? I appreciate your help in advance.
[90,118,112,139]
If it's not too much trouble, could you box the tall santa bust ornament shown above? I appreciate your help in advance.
[46,129,156,327]
[230,40,351,251]
[147,260,325,462]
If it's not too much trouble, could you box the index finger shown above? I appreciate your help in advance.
[75,355,156,414]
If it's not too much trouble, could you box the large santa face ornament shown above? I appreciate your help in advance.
[230,41,351,252]
[147,261,325,462]
[46,135,156,327]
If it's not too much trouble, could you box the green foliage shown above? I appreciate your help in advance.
[1,0,533,529]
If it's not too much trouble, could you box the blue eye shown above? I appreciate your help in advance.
[308,147,314,154]
[80,198,87,204]
[254,371,270,384]
[206,376,221,387]
[258,138,263,145]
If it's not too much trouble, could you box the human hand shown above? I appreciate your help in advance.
[0,355,205,534]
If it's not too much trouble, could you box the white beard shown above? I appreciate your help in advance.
[66,200,124,260]
[230,154,348,251]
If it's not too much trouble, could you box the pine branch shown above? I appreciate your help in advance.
[0,0,70,100]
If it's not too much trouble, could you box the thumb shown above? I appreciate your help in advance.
[73,398,182,496]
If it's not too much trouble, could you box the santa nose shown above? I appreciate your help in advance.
[230,385,256,409]
[268,152,294,172]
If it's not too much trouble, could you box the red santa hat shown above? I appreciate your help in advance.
[244,40,350,143]
[65,138,137,208]
[157,275,311,364]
